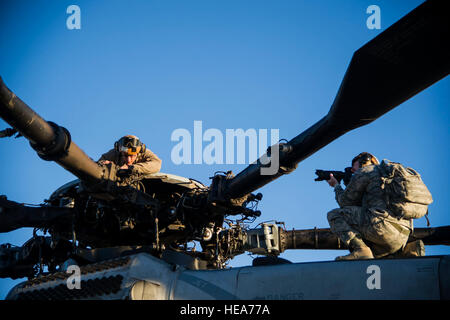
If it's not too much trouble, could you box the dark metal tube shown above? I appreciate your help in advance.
[0,206,74,233]
[0,78,55,146]
[226,116,346,198]
[0,77,104,183]
[280,226,450,251]
[280,228,347,251]
[56,143,105,183]
[409,226,450,246]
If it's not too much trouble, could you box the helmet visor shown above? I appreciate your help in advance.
[119,145,141,155]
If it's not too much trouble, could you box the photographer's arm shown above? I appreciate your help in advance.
[330,172,369,207]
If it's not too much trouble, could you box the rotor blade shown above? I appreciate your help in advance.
[0,77,104,183]
[280,226,450,251]
[0,196,74,233]
[409,225,450,246]
[225,0,450,199]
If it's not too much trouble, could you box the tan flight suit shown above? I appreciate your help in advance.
[327,164,412,258]
[98,148,162,176]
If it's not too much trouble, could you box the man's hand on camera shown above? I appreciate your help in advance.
[327,174,339,187]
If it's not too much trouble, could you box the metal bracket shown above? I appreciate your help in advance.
[244,223,281,255]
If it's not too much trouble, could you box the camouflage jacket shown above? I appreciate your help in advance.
[334,164,412,228]
[98,148,162,176]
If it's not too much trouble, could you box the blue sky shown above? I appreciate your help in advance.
[0,0,448,299]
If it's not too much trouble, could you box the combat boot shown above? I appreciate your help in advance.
[335,237,374,261]
[394,240,425,258]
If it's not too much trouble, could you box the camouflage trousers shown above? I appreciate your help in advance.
[327,206,410,258]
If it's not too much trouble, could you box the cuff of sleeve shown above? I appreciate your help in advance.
[334,184,343,192]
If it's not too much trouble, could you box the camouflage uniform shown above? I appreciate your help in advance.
[98,148,162,176]
[327,164,412,258]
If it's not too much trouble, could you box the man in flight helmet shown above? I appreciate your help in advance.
[98,135,161,177]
